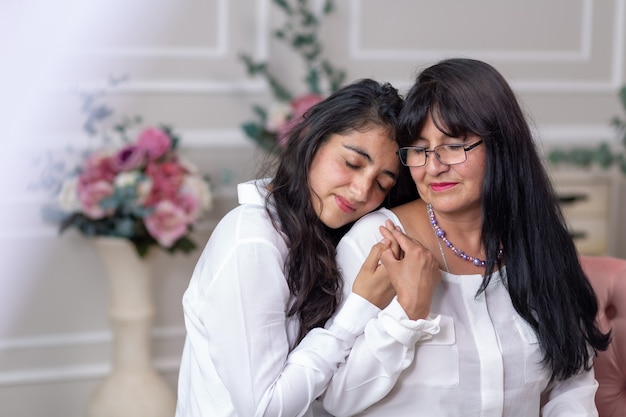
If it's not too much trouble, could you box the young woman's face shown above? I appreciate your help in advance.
[308,126,400,229]
[409,115,487,216]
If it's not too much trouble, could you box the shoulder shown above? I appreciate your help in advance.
[349,208,403,234]
[212,198,281,247]
[337,208,403,258]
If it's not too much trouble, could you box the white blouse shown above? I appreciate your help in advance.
[322,208,599,417]
[175,180,379,417]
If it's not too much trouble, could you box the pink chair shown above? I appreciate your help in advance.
[580,256,626,417]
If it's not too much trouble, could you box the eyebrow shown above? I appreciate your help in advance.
[343,144,398,180]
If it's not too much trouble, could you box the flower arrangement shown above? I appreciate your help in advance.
[548,86,626,175]
[239,0,346,153]
[45,80,212,257]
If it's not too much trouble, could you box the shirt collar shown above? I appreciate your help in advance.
[237,178,272,206]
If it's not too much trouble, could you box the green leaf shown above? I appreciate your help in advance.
[618,154,626,175]
[299,9,317,26]
[239,54,267,76]
[134,241,150,258]
[323,0,334,15]
[171,236,196,254]
[252,104,268,122]
[273,0,292,15]
[267,75,293,101]
[114,218,136,237]
[292,33,315,48]
[570,148,594,167]
[618,85,626,111]
[241,122,264,140]
[305,69,321,94]
[593,143,614,168]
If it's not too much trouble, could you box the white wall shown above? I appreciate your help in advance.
[1,1,625,415]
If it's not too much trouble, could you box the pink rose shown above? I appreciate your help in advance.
[278,93,324,146]
[145,160,186,205]
[113,144,145,171]
[79,152,117,185]
[144,200,189,247]
[291,93,324,116]
[136,127,172,161]
[176,192,200,223]
[77,180,114,219]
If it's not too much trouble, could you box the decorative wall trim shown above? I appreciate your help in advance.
[350,0,626,92]
[0,326,185,351]
[54,0,272,94]
[69,0,229,59]
[15,128,253,151]
[0,326,185,386]
[350,0,593,62]
[0,357,181,386]
[535,125,614,145]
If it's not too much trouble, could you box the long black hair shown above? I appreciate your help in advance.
[399,58,610,381]
[267,78,415,344]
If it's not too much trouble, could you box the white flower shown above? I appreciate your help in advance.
[183,175,213,212]
[57,178,80,212]
[136,177,153,203]
[266,102,291,133]
[114,171,141,188]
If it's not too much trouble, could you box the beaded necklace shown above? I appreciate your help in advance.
[427,203,503,270]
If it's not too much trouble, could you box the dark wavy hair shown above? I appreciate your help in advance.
[398,58,610,381]
[266,78,415,345]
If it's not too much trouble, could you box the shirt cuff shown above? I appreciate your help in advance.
[377,299,441,346]
[328,292,381,342]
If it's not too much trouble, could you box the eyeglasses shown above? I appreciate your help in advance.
[397,140,483,167]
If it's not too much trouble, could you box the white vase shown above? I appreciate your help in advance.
[87,237,177,417]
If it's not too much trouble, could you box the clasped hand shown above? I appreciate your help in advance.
[353,220,441,320]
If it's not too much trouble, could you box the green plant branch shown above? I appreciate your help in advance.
[239,0,344,100]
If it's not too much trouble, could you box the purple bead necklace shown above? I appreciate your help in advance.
[427,203,503,269]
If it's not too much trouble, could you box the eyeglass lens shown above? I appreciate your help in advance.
[400,144,467,166]
[398,141,482,167]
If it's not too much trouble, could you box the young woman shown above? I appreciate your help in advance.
[175,78,416,417]
[322,59,611,416]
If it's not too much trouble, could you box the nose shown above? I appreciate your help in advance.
[424,150,449,175]
[350,174,373,203]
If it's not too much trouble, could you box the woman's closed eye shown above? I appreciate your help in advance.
[344,159,361,170]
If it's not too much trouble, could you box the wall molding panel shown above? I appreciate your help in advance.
[349,0,626,92]
[0,326,185,386]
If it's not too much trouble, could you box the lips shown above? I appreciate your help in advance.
[335,195,356,213]
[430,182,457,192]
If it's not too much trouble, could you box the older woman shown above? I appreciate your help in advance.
[322,59,610,417]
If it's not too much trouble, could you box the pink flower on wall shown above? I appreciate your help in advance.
[144,200,189,248]
[277,93,324,146]
[77,180,115,219]
[145,160,187,205]
[55,120,212,257]
[113,145,145,172]
[136,127,172,160]
[79,152,117,185]
[175,192,201,223]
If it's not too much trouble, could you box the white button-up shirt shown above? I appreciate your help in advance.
[322,208,599,417]
[175,180,380,417]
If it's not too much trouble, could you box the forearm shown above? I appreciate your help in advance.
[322,301,440,416]
[259,293,379,417]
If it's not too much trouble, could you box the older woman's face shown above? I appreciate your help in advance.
[409,116,487,217]
[308,126,399,229]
